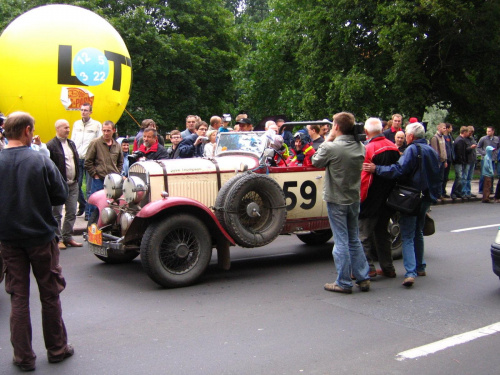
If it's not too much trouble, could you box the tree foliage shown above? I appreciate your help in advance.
[235,0,500,128]
[1,0,499,133]
[0,0,240,135]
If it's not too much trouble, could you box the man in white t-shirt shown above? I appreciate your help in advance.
[71,103,102,220]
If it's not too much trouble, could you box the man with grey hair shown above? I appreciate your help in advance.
[47,119,82,249]
[181,115,198,139]
[359,118,400,278]
[363,122,441,287]
[265,120,276,130]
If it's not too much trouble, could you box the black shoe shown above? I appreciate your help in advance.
[442,194,450,198]
[48,344,74,364]
[76,207,85,216]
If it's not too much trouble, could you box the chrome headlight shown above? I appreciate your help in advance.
[120,212,135,235]
[100,207,117,226]
[104,174,124,200]
[123,176,148,205]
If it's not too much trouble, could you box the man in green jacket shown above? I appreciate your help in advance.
[84,120,123,218]
[312,112,370,294]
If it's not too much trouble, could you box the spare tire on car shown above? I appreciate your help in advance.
[217,173,286,248]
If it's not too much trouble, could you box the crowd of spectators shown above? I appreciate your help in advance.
[1,106,497,370]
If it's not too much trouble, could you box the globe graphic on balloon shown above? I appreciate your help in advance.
[0,4,132,142]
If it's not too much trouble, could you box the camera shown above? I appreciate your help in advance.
[353,122,367,143]
[199,136,209,144]
[128,150,145,163]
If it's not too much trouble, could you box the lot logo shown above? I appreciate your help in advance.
[0,4,132,142]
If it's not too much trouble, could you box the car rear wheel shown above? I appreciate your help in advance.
[140,214,212,288]
[389,214,402,260]
[296,229,333,245]
[221,173,287,248]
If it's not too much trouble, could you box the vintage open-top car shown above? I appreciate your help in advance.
[84,123,401,288]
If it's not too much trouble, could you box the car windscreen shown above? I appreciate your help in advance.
[216,131,268,156]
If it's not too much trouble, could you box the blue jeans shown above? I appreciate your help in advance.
[451,163,469,197]
[77,159,91,214]
[399,201,431,278]
[327,201,369,289]
[464,162,475,196]
[88,178,104,216]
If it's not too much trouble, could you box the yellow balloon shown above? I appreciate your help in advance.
[0,4,132,142]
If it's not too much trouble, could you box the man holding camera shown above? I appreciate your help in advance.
[130,128,169,163]
[312,112,370,294]
[176,121,209,158]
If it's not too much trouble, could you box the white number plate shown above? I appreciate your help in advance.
[89,243,108,257]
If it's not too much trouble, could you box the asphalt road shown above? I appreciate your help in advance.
[1,201,500,375]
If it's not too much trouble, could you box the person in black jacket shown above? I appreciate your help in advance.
[0,112,73,371]
[47,119,82,249]
[176,121,209,158]
[451,126,471,199]
[359,118,401,279]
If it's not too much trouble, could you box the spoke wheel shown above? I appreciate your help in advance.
[141,214,212,288]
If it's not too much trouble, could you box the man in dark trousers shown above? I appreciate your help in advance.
[47,119,83,249]
[451,126,471,200]
[0,112,74,371]
[359,118,400,279]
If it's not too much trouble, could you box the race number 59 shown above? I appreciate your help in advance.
[283,181,317,211]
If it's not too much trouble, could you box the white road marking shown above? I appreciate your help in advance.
[396,322,500,361]
[451,224,500,233]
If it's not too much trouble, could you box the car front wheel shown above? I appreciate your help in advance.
[140,214,212,288]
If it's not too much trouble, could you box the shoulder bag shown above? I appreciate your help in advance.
[386,144,423,215]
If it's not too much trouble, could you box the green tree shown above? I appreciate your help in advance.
[1,0,241,135]
[235,0,500,128]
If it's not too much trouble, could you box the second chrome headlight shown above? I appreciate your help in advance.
[123,176,148,205]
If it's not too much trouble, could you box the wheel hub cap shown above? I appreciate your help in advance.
[246,202,261,217]
[175,244,190,258]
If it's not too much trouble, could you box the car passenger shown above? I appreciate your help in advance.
[176,121,209,158]
[287,132,315,167]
